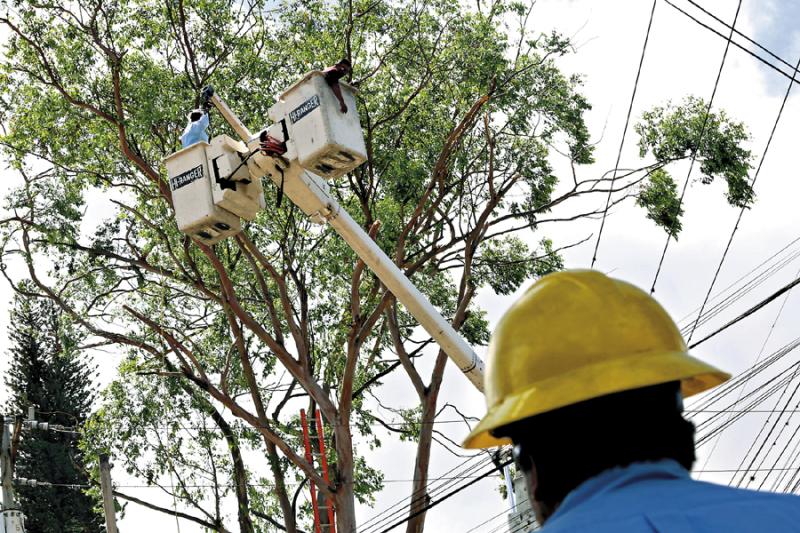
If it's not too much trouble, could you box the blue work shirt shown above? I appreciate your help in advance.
[540,459,800,532]
[181,113,209,148]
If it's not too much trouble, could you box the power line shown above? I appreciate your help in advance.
[664,0,800,84]
[737,371,800,489]
[679,244,800,336]
[356,449,507,533]
[372,458,513,533]
[36,472,510,490]
[689,337,800,451]
[688,275,800,349]
[702,260,800,482]
[103,419,480,432]
[676,234,800,327]
[464,508,509,533]
[590,0,658,268]
[649,0,744,294]
[686,51,800,344]
[681,0,798,73]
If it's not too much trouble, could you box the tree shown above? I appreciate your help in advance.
[4,285,102,533]
[0,0,755,531]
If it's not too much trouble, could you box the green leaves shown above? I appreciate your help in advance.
[473,237,561,296]
[635,96,755,229]
[635,168,685,238]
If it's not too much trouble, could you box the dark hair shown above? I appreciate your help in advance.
[190,112,203,122]
[496,381,696,510]
[337,58,352,68]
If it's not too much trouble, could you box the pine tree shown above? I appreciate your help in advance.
[4,287,103,533]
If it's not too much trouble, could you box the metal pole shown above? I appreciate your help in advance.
[503,465,516,514]
[1,417,16,511]
[325,207,485,392]
[209,94,252,142]
[98,454,118,533]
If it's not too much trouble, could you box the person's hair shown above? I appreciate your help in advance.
[495,381,696,510]
[337,58,352,68]
[190,111,203,122]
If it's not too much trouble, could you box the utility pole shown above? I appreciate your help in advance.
[98,454,118,533]
[1,415,25,533]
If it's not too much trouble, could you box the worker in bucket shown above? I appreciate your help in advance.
[323,58,352,114]
[181,86,215,148]
[462,270,800,532]
[181,107,210,148]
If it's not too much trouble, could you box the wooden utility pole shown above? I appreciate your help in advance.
[98,454,118,533]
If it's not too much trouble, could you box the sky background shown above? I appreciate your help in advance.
[3,0,800,531]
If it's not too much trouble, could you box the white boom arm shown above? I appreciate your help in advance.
[209,93,251,141]
[206,88,486,392]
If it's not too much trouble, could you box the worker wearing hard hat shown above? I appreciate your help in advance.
[181,108,210,148]
[463,270,800,532]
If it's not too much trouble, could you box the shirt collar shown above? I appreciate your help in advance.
[548,459,690,523]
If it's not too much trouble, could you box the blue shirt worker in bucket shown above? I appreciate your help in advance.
[181,107,210,148]
[462,269,800,532]
[181,86,215,148]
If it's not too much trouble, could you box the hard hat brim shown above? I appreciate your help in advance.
[462,349,730,449]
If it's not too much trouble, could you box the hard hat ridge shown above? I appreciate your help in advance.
[462,269,730,449]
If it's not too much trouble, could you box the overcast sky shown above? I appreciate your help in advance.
[2,0,800,532]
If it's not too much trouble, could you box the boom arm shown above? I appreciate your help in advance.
[188,83,486,392]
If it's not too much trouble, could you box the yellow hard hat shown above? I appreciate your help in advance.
[462,269,730,449]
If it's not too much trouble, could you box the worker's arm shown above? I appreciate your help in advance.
[331,82,348,114]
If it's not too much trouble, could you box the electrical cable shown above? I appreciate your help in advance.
[770,427,800,491]
[694,350,800,439]
[649,0,743,294]
[689,336,800,412]
[590,0,657,268]
[686,334,800,445]
[688,275,800,349]
[371,458,513,533]
[357,450,509,533]
[730,264,800,487]
[104,419,503,433]
[686,51,800,344]
[664,0,800,84]
[737,370,800,489]
[463,508,510,533]
[356,452,495,533]
[693,360,800,453]
[750,377,800,489]
[681,0,799,74]
[694,261,800,481]
[676,234,800,327]
[679,246,800,336]
[762,399,800,491]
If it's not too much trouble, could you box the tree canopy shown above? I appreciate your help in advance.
[0,0,755,531]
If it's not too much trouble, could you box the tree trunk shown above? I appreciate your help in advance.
[406,348,449,533]
[334,414,357,533]
[405,387,439,533]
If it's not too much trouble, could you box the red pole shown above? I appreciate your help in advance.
[301,409,323,533]
[315,410,337,533]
